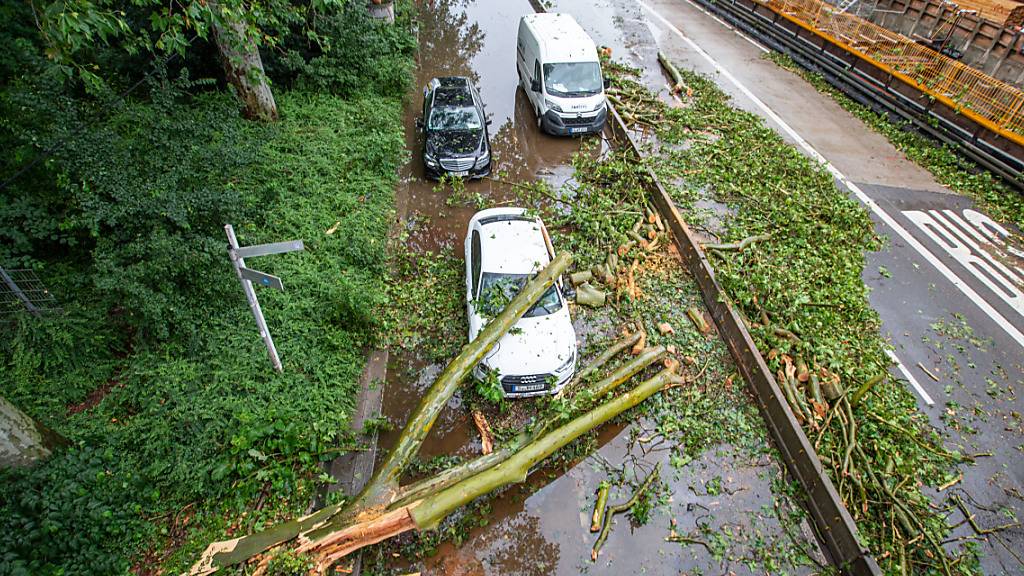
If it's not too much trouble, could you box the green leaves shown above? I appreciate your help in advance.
[0,446,158,576]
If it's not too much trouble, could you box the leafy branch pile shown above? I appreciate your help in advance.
[604,59,975,573]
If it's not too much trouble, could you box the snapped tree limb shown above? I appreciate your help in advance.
[188,252,572,575]
[288,368,682,570]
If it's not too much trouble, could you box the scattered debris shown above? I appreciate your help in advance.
[917,362,940,382]
[590,482,610,533]
[591,463,661,561]
[575,282,607,307]
[472,411,493,455]
[685,307,709,335]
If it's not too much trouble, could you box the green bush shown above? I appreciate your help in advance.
[0,91,407,574]
[2,72,267,340]
[0,447,157,576]
[269,0,416,99]
[0,1,413,572]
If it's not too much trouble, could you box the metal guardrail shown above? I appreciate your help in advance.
[765,0,1024,143]
[527,0,878,571]
[604,107,881,574]
[701,0,1023,188]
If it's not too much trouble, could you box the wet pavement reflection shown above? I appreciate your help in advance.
[373,0,824,574]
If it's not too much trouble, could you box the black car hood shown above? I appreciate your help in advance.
[427,129,484,158]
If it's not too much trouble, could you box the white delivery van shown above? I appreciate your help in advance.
[517,13,609,136]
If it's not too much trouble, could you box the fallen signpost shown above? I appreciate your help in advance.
[224,224,304,372]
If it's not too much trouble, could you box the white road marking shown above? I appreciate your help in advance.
[679,0,769,53]
[904,209,1024,314]
[886,350,935,406]
[637,0,1024,350]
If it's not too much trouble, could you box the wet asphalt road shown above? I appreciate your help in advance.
[370,0,1024,572]
[596,0,1024,570]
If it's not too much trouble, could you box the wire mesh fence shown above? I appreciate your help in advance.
[764,0,1024,142]
[0,267,61,318]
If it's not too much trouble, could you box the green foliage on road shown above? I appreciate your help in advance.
[613,61,972,573]
[0,2,414,574]
[765,51,1024,230]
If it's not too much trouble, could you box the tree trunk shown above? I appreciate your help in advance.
[210,2,278,121]
[367,0,395,23]
[0,395,65,467]
[287,368,681,570]
[188,336,675,575]
[187,253,573,575]
[347,252,573,513]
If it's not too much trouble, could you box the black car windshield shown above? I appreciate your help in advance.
[429,106,482,131]
[543,62,602,97]
[477,273,562,318]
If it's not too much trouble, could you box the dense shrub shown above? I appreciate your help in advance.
[2,74,266,340]
[0,90,407,573]
[269,0,416,98]
[0,447,157,576]
[0,0,414,571]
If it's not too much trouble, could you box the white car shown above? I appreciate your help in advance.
[465,208,577,397]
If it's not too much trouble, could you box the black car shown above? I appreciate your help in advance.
[418,77,491,180]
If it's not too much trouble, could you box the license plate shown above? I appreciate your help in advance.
[514,383,545,393]
[450,170,468,177]
[570,127,588,134]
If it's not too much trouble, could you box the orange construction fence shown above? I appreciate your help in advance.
[761,0,1024,144]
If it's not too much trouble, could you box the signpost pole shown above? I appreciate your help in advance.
[225,224,283,372]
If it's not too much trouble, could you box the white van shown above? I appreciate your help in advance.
[517,13,608,136]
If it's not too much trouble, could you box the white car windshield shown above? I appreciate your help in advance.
[429,106,482,131]
[477,273,562,318]
[543,62,602,97]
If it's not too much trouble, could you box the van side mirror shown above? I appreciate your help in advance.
[603,77,611,89]
[415,117,424,129]
[486,119,493,126]
[531,78,541,93]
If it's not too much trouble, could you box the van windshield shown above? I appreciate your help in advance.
[429,106,482,131]
[543,62,602,97]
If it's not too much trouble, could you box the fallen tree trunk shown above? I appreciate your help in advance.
[353,251,573,510]
[289,367,681,571]
[189,253,572,575]
[557,331,643,399]
[399,344,666,506]
[411,368,680,530]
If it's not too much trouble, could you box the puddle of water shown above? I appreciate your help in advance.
[369,1,825,574]
[395,0,590,254]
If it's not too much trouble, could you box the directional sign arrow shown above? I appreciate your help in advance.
[239,267,284,291]
[235,239,304,259]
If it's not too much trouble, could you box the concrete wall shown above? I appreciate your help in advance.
[869,0,1024,87]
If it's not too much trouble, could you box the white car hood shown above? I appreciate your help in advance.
[480,309,576,377]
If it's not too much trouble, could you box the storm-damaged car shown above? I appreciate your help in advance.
[465,208,578,397]
[418,76,492,179]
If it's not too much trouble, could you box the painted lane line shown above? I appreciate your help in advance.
[885,350,935,406]
[679,0,770,53]
[637,0,1024,350]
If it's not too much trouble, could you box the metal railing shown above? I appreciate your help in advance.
[764,0,1024,142]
